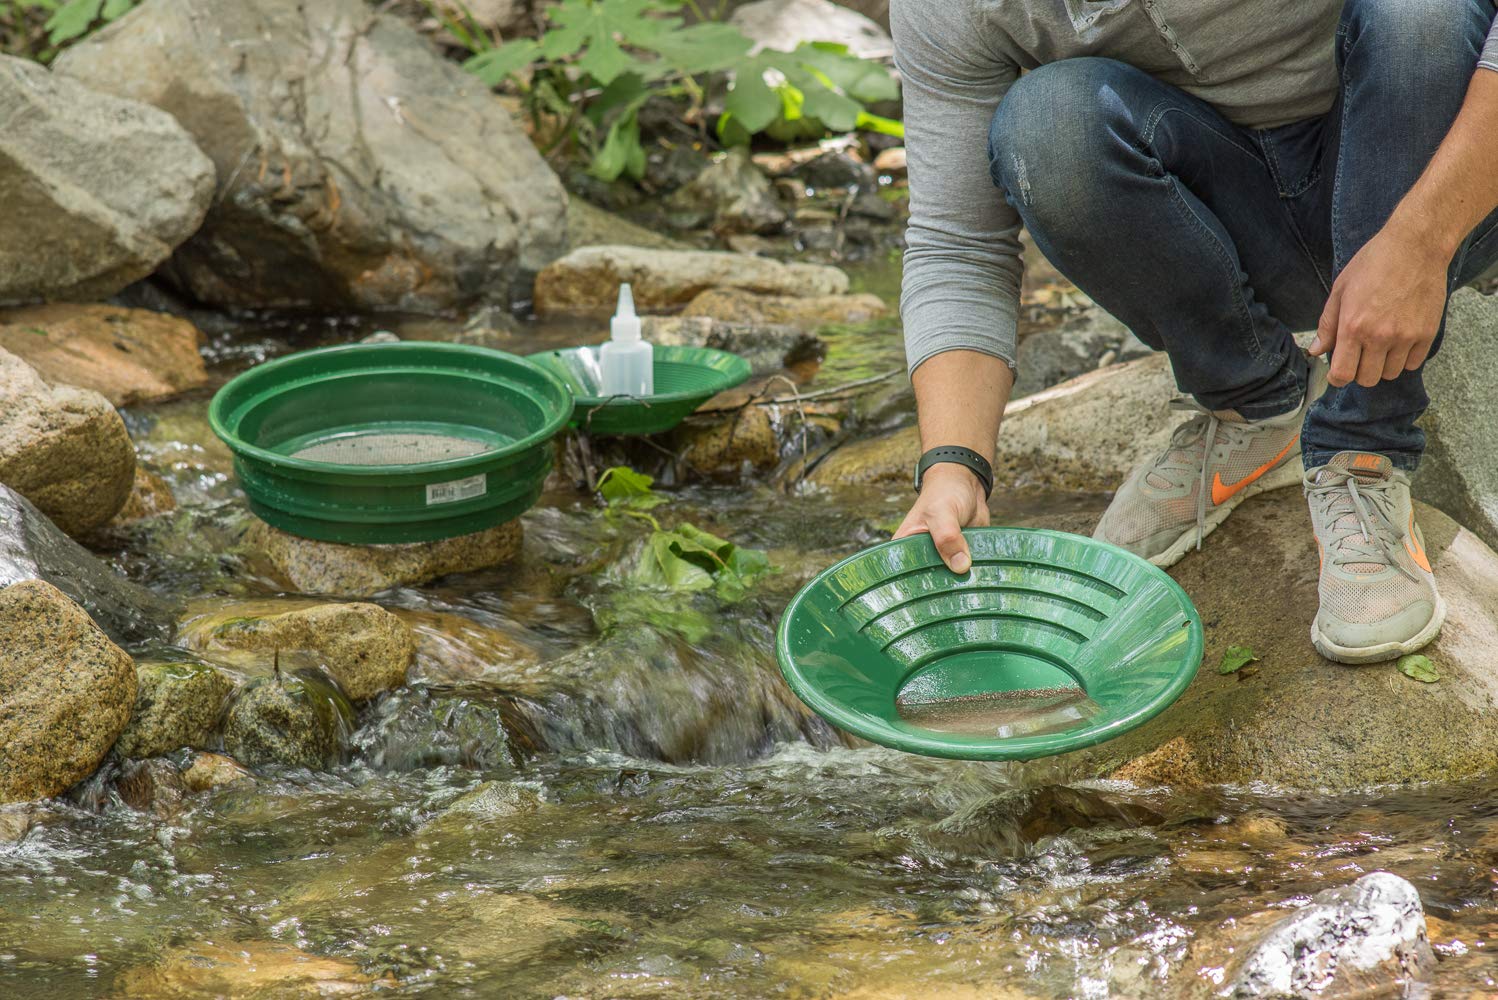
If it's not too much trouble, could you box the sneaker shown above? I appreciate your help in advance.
[1093,360,1328,568]
[1304,452,1445,664]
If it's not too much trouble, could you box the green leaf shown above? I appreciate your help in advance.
[645,20,750,74]
[100,0,132,20]
[723,64,781,133]
[464,40,540,86]
[1218,645,1259,675]
[1397,654,1440,683]
[549,0,662,84]
[596,465,665,509]
[590,109,643,181]
[797,42,900,102]
[634,531,717,591]
[44,0,102,43]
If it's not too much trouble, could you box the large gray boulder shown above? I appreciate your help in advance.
[0,483,171,644]
[0,580,137,805]
[56,0,567,313]
[0,347,136,536]
[1415,287,1498,552]
[0,55,214,305]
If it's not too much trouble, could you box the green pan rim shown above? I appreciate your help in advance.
[209,341,575,477]
[774,527,1205,761]
[527,344,752,408]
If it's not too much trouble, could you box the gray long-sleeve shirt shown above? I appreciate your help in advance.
[893,0,1498,373]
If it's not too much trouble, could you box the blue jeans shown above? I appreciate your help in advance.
[989,0,1498,471]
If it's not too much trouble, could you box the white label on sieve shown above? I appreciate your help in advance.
[425,474,487,506]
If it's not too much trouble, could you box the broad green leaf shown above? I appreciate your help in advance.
[464,40,540,86]
[634,531,716,591]
[1397,654,1440,683]
[723,65,781,133]
[586,72,649,126]
[646,20,751,74]
[798,81,861,133]
[100,0,133,20]
[797,42,900,102]
[549,0,666,84]
[1218,645,1259,675]
[596,465,665,509]
[45,0,102,43]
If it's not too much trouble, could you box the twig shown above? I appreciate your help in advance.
[693,369,902,413]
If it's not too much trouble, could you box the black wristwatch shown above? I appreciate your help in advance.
[914,446,994,499]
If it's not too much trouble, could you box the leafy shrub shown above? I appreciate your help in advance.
[438,0,901,181]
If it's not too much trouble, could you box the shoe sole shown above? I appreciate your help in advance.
[1145,456,1306,570]
[1311,595,1447,665]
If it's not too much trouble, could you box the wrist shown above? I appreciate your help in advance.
[915,446,994,499]
[1384,202,1463,264]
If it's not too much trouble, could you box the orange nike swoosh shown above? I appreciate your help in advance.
[1405,511,1432,573]
[1211,437,1299,506]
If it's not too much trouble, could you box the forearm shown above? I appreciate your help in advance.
[912,350,1014,462]
[1385,68,1498,260]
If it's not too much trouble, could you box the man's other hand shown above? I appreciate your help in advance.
[1310,222,1448,388]
[893,463,990,574]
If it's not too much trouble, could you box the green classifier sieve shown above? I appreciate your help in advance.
[776,527,1204,761]
[210,342,574,545]
[527,344,751,436]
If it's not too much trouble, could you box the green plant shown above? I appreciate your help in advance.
[0,0,138,52]
[595,466,770,600]
[454,0,901,181]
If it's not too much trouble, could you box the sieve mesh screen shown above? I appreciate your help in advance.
[289,431,491,466]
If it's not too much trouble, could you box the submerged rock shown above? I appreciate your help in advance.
[1416,287,1498,552]
[114,940,384,998]
[1233,872,1432,998]
[247,517,523,597]
[681,287,887,329]
[179,599,417,702]
[0,483,172,644]
[424,780,542,829]
[108,468,178,527]
[222,670,353,770]
[0,55,214,304]
[641,315,825,374]
[182,751,255,792]
[535,245,849,317]
[0,347,136,536]
[57,0,566,313]
[664,148,787,234]
[810,352,1183,491]
[0,304,207,407]
[115,757,188,820]
[114,659,235,760]
[1091,489,1498,790]
[398,609,543,688]
[0,580,136,804]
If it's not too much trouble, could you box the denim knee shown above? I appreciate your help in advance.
[1339,0,1494,73]
[988,58,1140,214]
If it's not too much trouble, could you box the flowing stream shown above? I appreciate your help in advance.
[2,275,1497,999]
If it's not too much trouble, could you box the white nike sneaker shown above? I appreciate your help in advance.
[1304,451,1445,664]
[1094,360,1329,568]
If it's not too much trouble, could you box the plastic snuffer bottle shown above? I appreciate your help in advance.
[599,283,653,397]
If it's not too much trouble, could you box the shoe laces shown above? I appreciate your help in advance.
[1155,398,1253,551]
[1303,467,1419,582]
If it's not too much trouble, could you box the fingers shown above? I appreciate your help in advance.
[928,513,972,574]
[1380,345,1411,382]
[1328,340,1360,388]
[1404,340,1432,372]
[1354,344,1388,388]
[1310,284,1342,357]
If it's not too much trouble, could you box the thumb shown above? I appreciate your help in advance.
[928,514,972,575]
[1310,284,1342,357]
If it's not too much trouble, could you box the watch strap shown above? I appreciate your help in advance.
[915,446,994,499]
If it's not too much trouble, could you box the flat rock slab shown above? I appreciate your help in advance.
[1081,489,1498,791]
[0,55,214,304]
[0,304,207,407]
[535,245,849,317]
[247,518,523,597]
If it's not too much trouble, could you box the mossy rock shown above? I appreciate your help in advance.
[222,671,353,770]
[114,659,234,759]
